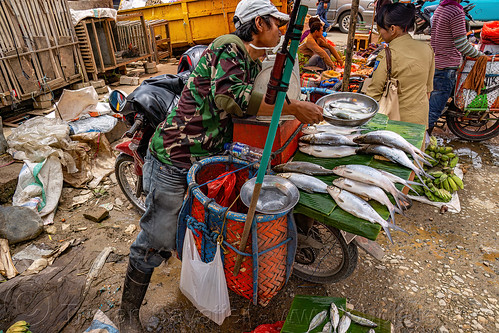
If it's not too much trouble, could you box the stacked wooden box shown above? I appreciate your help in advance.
[0,0,86,108]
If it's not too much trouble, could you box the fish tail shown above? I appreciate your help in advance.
[381,224,394,244]
[388,208,396,224]
[386,221,409,234]
[417,154,434,167]
[394,190,413,210]
[395,205,407,217]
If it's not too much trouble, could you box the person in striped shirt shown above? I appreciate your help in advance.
[428,0,484,132]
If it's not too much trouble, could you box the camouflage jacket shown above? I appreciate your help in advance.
[149,34,263,169]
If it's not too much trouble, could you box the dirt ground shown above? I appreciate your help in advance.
[1,62,498,332]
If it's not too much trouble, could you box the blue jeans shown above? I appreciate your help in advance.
[129,151,188,273]
[429,68,457,129]
[317,2,330,31]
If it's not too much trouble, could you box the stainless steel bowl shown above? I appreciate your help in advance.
[316,92,379,126]
[240,175,300,215]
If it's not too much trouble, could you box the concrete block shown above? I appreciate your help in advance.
[144,61,157,69]
[128,68,144,76]
[35,93,53,102]
[71,82,91,90]
[95,86,109,94]
[104,120,128,144]
[33,100,52,109]
[120,76,139,86]
[145,67,159,74]
[83,207,109,223]
[90,79,106,88]
[0,162,22,203]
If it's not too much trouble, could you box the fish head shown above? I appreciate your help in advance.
[326,185,341,199]
[332,165,346,176]
[300,134,312,143]
[276,173,291,179]
[352,135,365,143]
[272,164,285,173]
[302,125,317,135]
[332,178,345,187]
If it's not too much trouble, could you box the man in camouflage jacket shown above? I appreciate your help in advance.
[118,1,323,330]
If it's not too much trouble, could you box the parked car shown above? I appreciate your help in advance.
[301,0,375,33]
[422,0,499,22]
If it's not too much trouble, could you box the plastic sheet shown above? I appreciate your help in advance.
[69,115,118,135]
[7,117,78,173]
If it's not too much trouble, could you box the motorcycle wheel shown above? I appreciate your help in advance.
[446,112,499,141]
[115,153,146,213]
[293,215,358,284]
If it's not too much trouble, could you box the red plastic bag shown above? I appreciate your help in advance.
[207,171,236,207]
[481,21,499,45]
[245,321,284,333]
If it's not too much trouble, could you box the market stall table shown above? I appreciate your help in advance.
[292,113,427,241]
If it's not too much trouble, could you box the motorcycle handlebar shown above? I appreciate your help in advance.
[124,117,143,138]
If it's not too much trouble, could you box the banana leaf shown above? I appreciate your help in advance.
[291,114,426,241]
[281,295,391,333]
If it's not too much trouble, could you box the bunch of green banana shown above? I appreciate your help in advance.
[6,321,31,333]
[422,180,453,202]
[425,136,459,168]
[429,170,464,194]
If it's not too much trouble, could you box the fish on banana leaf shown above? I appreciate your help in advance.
[327,186,408,244]
[332,164,412,217]
[299,143,357,159]
[356,145,433,187]
[333,177,404,223]
[273,161,335,176]
[306,310,328,333]
[337,315,351,333]
[276,172,328,193]
[300,132,358,146]
[330,302,340,333]
[339,306,378,328]
[302,124,361,135]
[353,130,433,169]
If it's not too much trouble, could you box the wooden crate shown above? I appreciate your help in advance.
[75,13,153,80]
[0,0,87,109]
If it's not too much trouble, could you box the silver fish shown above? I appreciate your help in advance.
[340,307,378,328]
[356,145,433,187]
[337,315,351,333]
[299,143,357,159]
[368,329,376,333]
[306,310,328,333]
[330,302,340,333]
[277,172,328,193]
[300,133,358,146]
[353,130,433,169]
[332,164,412,215]
[327,186,408,244]
[273,161,335,176]
[328,111,370,121]
[328,101,371,113]
[302,124,360,135]
[322,321,333,333]
[333,177,404,223]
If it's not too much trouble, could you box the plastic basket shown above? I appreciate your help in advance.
[177,156,297,306]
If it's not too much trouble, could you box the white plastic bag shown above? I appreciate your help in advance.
[179,229,231,325]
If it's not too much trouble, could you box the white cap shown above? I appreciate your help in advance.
[234,0,290,29]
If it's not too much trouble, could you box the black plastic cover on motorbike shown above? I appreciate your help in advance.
[126,71,190,127]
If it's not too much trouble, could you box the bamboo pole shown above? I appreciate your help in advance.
[341,0,360,92]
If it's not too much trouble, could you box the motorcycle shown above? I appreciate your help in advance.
[109,45,207,212]
[413,0,475,35]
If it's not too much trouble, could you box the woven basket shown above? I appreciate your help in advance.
[177,156,297,306]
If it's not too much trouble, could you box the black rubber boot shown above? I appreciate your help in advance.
[118,261,152,332]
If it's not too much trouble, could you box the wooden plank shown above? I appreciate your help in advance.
[91,19,105,72]
[0,2,21,49]
[6,50,38,95]
[33,37,56,82]
[103,20,116,67]
[32,1,64,82]
[59,36,76,78]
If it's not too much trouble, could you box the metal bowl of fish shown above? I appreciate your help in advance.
[315,92,379,127]
[240,175,300,215]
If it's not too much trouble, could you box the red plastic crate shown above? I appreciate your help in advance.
[232,117,301,166]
